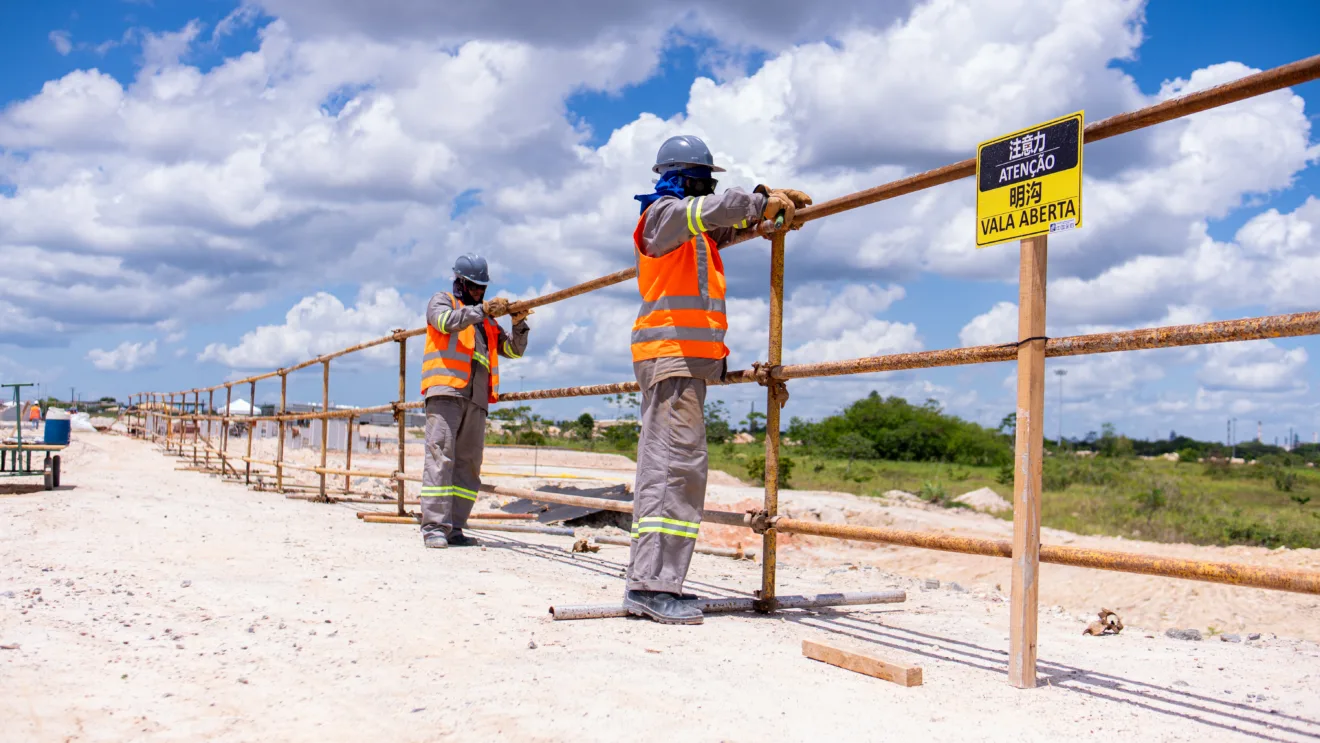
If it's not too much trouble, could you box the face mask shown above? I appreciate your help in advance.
[684,176,718,197]
[454,278,486,304]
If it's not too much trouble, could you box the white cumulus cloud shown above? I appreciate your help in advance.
[88,340,158,372]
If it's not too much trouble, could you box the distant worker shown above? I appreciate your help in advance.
[28,403,40,431]
[420,253,531,549]
[624,135,811,624]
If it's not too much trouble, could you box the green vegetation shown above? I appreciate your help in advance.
[477,389,1320,549]
[787,393,1012,467]
[710,441,1320,548]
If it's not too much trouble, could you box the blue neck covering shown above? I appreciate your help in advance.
[634,166,712,213]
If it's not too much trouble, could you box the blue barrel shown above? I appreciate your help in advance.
[44,408,71,446]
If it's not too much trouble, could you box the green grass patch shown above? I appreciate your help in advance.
[708,443,1320,549]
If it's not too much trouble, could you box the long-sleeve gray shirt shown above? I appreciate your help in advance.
[425,291,530,410]
[634,188,766,391]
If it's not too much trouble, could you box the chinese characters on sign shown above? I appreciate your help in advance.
[975,111,1084,247]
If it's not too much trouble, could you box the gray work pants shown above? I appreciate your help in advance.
[626,377,707,594]
[420,396,487,539]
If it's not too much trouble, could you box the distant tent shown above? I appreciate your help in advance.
[222,399,259,416]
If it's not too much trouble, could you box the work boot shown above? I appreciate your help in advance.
[423,533,449,549]
[447,533,481,547]
[624,590,703,625]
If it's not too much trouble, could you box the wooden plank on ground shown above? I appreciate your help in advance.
[802,639,922,687]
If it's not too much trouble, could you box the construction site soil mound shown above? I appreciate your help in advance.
[3,433,1318,742]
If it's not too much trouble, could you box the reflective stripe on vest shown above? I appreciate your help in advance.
[630,201,729,363]
[420,293,502,403]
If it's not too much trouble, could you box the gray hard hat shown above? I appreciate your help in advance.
[652,134,726,174]
[452,253,490,285]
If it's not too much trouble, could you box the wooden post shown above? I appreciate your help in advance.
[344,415,355,493]
[245,381,256,486]
[207,389,215,469]
[277,372,287,492]
[396,334,408,517]
[192,390,201,465]
[222,385,232,475]
[1009,234,1048,689]
[319,360,330,503]
[758,231,787,612]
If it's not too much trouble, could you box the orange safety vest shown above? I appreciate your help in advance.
[630,201,729,363]
[28,405,39,421]
[420,293,501,403]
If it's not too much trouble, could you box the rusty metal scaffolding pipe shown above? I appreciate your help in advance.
[589,534,755,560]
[549,590,907,621]
[139,54,1320,401]
[493,311,1320,401]
[354,510,537,521]
[288,494,417,504]
[773,519,1320,595]
[481,483,748,527]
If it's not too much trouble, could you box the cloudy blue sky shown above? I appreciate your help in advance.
[1,0,1318,444]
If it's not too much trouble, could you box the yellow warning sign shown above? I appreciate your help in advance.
[975,111,1084,247]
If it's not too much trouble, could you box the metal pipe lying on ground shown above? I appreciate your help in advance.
[549,590,907,621]
[287,494,415,504]
[358,514,575,537]
[480,483,748,527]
[354,511,537,521]
[589,534,754,560]
[773,519,1320,595]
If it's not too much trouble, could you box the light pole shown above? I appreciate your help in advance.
[1054,369,1066,448]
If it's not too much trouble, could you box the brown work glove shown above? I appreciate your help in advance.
[760,192,795,229]
[775,188,813,208]
[510,308,534,324]
[482,297,510,317]
[754,185,814,230]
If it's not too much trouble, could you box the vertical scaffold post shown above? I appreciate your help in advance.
[1009,234,1048,689]
[207,389,215,469]
[192,390,201,465]
[344,415,355,493]
[222,385,232,476]
[758,230,787,613]
[277,371,287,492]
[245,381,256,486]
[396,332,408,517]
[319,360,330,503]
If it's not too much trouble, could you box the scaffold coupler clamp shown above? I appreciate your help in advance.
[751,361,790,408]
[744,509,779,535]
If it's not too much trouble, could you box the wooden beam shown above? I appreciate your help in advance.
[1009,234,1048,689]
[802,640,922,687]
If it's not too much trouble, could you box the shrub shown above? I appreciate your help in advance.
[601,421,640,449]
[1272,467,1297,492]
[746,454,794,488]
[516,430,546,446]
[917,481,961,508]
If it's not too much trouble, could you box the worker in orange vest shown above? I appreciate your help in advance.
[28,403,40,431]
[419,254,531,549]
[624,135,810,623]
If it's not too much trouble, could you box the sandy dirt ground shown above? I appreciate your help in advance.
[3,432,1320,742]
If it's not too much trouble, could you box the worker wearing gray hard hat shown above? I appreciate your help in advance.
[418,253,531,549]
[624,135,812,623]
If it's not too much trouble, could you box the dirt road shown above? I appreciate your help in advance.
[3,433,1319,742]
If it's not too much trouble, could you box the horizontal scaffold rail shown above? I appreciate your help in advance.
[137,54,1320,401]
[142,311,1320,416]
